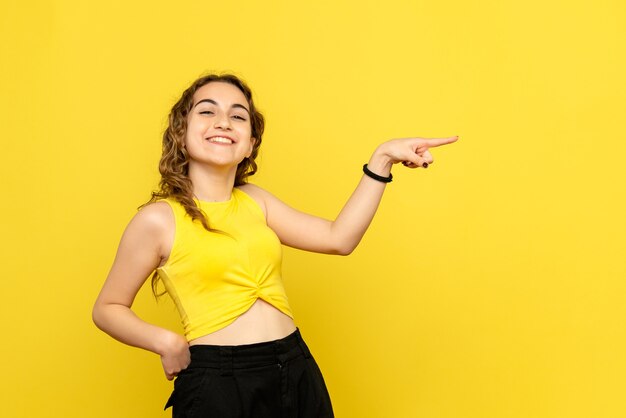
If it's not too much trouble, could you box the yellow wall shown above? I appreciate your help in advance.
[1,0,625,417]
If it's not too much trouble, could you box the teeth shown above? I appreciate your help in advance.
[207,136,233,144]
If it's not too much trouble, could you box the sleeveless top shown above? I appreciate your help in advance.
[156,188,293,341]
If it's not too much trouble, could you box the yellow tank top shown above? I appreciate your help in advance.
[156,188,293,341]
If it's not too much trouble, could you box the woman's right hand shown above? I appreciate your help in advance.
[158,330,191,380]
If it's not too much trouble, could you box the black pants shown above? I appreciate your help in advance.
[164,328,334,418]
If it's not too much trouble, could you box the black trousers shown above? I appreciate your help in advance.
[164,328,334,418]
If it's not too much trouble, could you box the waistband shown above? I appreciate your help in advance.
[186,328,311,376]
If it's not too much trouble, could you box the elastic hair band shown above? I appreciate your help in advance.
[363,164,393,183]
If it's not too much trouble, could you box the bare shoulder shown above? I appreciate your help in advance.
[121,201,175,247]
[117,200,175,263]
[236,183,300,224]
[236,183,272,218]
[132,200,173,229]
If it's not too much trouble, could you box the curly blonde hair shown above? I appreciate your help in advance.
[143,73,265,296]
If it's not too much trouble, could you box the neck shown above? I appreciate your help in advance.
[188,164,237,202]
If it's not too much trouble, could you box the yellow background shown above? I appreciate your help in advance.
[1,0,625,417]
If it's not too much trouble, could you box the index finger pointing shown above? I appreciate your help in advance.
[422,136,459,148]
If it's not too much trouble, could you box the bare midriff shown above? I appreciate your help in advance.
[188,298,297,346]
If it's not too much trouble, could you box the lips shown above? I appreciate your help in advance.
[205,135,235,144]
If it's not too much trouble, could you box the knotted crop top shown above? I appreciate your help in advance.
[155,188,293,341]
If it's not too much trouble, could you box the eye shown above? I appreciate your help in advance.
[199,110,214,115]
[232,115,247,121]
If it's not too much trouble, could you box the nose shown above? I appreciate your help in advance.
[214,112,232,130]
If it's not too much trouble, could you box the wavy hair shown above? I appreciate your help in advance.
[142,73,265,296]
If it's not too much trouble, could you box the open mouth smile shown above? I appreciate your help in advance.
[205,136,235,144]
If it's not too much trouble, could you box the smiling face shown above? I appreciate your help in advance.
[184,81,255,170]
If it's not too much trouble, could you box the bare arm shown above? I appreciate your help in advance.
[243,136,458,255]
[92,202,189,380]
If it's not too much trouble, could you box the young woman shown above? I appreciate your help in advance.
[92,73,458,417]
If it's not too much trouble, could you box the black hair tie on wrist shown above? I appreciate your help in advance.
[363,164,393,183]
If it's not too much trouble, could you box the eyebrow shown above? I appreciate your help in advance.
[193,98,250,114]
